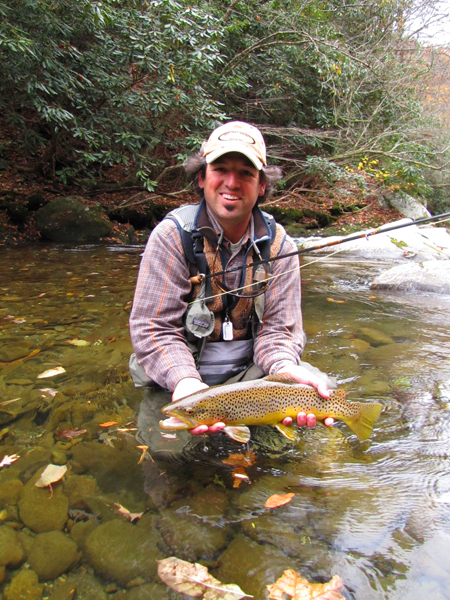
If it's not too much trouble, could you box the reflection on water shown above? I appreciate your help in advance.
[1,247,450,599]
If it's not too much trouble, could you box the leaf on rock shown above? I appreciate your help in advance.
[0,454,20,468]
[99,421,118,427]
[35,464,67,488]
[267,570,345,600]
[157,556,253,599]
[264,493,295,508]
[37,366,66,379]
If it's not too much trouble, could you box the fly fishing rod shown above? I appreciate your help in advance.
[206,210,450,280]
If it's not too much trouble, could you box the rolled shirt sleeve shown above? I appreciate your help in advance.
[129,219,201,391]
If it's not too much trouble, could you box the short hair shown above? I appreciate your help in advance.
[184,149,282,204]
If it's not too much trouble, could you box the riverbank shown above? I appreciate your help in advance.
[0,136,402,245]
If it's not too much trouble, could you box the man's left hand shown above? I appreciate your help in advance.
[276,364,335,429]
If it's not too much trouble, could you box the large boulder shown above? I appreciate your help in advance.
[371,260,450,293]
[384,191,431,220]
[35,196,113,242]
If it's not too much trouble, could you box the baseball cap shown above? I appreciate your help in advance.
[202,121,267,170]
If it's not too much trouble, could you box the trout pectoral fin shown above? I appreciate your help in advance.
[223,425,251,443]
[274,423,297,441]
[344,402,383,440]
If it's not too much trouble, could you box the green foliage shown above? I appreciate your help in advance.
[0,0,448,194]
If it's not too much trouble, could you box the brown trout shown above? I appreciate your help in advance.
[160,374,383,442]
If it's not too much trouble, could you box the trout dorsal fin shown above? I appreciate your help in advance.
[263,374,300,385]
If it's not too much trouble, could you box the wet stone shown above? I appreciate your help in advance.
[84,519,164,587]
[0,341,33,363]
[69,519,98,550]
[0,478,24,506]
[63,572,107,600]
[0,525,25,567]
[355,326,394,346]
[47,578,77,600]
[63,474,99,509]
[3,568,43,600]
[28,530,80,581]
[18,471,69,533]
[126,582,186,599]
[157,505,228,562]
[213,533,299,600]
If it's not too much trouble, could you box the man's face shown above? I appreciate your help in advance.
[198,153,266,232]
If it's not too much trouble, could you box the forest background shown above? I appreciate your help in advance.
[0,0,449,243]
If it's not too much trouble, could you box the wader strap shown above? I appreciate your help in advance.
[192,231,213,303]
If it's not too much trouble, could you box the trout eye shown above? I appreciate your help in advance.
[185,408,194,414]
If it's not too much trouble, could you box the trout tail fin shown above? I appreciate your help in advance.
[344,402,383,441]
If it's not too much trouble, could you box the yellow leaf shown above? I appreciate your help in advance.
[267,570,344,600]
[99,421,118,428]
[67,339,90,347]
[264,493,295,508]
[327,298,345,304]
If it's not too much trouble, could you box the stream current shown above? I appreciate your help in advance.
[0,244,450,599]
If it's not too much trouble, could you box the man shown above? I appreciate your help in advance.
[129,121,334,435]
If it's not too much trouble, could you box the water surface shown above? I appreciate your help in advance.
[1,245,449,599]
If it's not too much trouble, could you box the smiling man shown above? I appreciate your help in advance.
[129,121,335,434]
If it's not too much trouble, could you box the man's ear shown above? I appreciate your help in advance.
[198,170,205,190]
[258,180,266,197]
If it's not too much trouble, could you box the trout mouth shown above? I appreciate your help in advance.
[160,405,197,430]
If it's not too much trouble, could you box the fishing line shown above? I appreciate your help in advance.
[188,246,348,305]
[205,211,450,281]
[188,212,450,305]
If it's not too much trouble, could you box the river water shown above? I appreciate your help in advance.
[0,244,450,599]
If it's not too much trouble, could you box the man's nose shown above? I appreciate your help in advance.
[224,170,239,188]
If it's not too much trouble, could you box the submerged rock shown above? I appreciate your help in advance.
[0,526,25,568]
[35,197,113,242]
[371,261,450,294]
[3,568,43,600]
[18,470,69,533]
[84,519,163,587]
[28,530,80,581]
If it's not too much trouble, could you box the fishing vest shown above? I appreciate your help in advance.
[165,202,287,344]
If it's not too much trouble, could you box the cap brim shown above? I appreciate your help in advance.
[204,145,264,170]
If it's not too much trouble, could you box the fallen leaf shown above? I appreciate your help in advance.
[267,570,344,600]
[60,428,87,439]
[13,318,26,324]
[160,432,177,439]
[35,464,67,488]
[0,454,20,468]
[99,421,118,428]
[37,366,66,379]
[39,388,58,397]
[67,339,90,347]
[264,493,295,509]
[114,503,144,522]
[0,398,21,406]
[232,466,250,488]
[157,556,253,599]
[327,298,345,304]
[222,451,256,468]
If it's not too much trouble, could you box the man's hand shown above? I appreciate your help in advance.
[276,364,335,429]
[172,378,225,436]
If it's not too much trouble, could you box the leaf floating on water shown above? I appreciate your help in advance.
[114,503,144,522]
[264,493,295,509]
[67,339,91,347]
[35,464,67,488]
[37,366,66,379]
[267,570,344,600]
[157,556,253,599]
[0,454,20,468]
[222,451,256,468]
[327,298,345,304]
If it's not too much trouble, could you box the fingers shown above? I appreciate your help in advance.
[324,417,334,427]
[189,422,226,436]
[296,412,316,427]
[282,416,293,426]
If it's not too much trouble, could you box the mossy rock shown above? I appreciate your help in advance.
[28,531,80,581]
[35,197,113,242]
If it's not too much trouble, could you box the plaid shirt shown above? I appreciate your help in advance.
[129,204,306,391]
